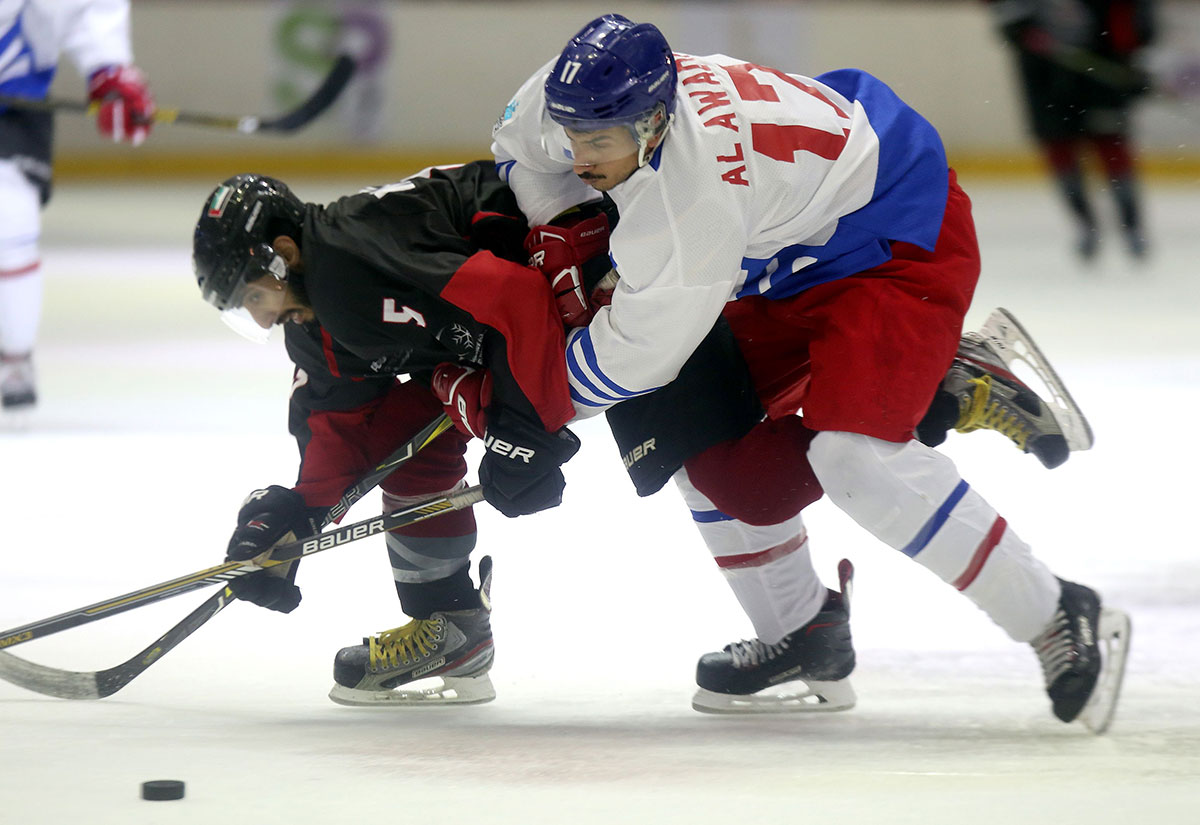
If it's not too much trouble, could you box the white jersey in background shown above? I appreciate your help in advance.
[0,0,132,102]
[493,54,948,420]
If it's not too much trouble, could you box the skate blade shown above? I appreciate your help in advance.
[1079,608,1132,735]
[328,673,496,707]
[692,679,856,714]
[979,308,1094,452]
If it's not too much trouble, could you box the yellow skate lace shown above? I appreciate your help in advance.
[955,375,1030,450]
[367,617,445,671]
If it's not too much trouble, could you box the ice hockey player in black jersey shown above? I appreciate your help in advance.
[192,163,581,706]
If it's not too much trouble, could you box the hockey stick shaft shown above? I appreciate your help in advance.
[0,413,458,651]
[1046,45,1148,93]
[0,55,355,134]
[0,485,484,699]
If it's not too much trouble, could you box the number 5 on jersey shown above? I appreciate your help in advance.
[382,299,426,327]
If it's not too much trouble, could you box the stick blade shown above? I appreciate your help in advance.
[258,54,357,133]
[0,650,101,700]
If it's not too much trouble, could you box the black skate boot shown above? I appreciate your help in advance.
[328,556,495,706]
[1031,578,1131,733]
[692,559,856,713]
[0,353,36,412]
[917,309,1093,469]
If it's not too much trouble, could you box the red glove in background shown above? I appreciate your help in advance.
[87,65,155,146]
[432,363,493,439]
[525,213,611,328]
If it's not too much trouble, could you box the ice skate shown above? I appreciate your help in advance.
[1031,578,1131,734]
[1124,226,1149,261]
[919,308,1093,469]
[0,353,36,412]
[692,559,856,714]
[1076,223,1100,263]
[328,556,495,707]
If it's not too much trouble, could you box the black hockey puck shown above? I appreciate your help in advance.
[141,780,185,801]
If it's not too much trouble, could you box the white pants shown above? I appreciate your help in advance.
[0,160,42,356]
[676,429,1060,646]
[808,430,1060,642]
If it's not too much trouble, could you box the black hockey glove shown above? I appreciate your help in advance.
[479,407,580,518]
[226,485,319,614]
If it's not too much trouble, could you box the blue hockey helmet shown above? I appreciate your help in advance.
[543,15,676,167]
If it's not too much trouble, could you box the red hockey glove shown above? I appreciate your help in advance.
[525,213,611,328]
[432,363,493,440]
[87,65,155,146]
[589,269,619,311]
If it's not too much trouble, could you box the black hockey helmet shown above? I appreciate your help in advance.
[193,173,305,311]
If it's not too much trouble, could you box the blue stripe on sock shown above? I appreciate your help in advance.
[691,509,734,523]
[900,480,969,558]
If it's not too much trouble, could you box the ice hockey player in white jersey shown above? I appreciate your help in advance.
[0,0,154,414]
[490,13,1129,731]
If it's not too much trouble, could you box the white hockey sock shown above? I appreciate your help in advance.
[808,431,1059,642]
[0,160,42,356]
[0,267,42,355]
[674,468,826,645]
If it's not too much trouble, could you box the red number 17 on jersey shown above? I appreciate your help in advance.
[723,62,851,164]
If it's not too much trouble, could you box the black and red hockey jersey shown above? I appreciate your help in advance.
[280,162,573,508]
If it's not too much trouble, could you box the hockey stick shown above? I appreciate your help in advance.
[0,484,484,700]
[0,584,236,700]
[1045,45,1151,94]
[0,482,484,650]
[0,412,477,698]
[0,54,356,134]
[1041,44,1200,103]
[0,413,479,698]
[0,411,457,649]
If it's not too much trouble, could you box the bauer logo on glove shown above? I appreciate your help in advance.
[483,435,537,463]
[525,213,611,328]
[431,363,492,439]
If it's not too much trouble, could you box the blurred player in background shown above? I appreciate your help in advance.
[490,13,1128,730]
[986,0,1158,261]
[0,0,154,414]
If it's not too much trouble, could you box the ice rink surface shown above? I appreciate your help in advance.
[2,176,1198,823]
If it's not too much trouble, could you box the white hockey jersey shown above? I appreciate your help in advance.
[492,53,948,419]
[0,0,132,102]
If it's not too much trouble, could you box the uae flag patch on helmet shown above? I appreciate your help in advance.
[208,185,233,217]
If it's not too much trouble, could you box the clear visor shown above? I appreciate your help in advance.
[541,108,646,166]
[218,248,289,343]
